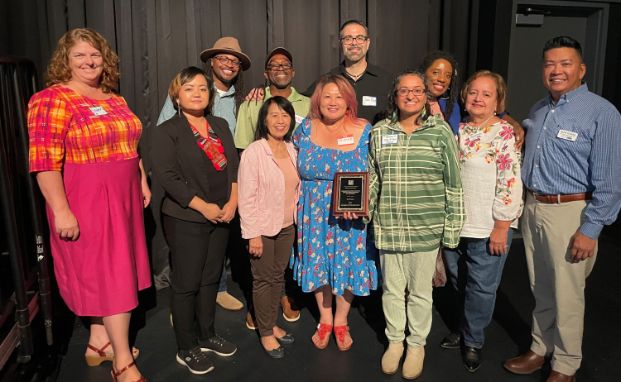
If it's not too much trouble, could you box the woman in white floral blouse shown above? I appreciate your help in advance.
[441,70,523,373]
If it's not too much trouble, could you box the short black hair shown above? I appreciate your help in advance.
[339,19,369,37]
[542,36,583,60]
[254,96,296,142]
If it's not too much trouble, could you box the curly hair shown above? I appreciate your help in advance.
[419,50,460,122]
[46,28,120,93]
[386,70,431,125]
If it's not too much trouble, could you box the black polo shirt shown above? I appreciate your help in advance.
[304,62,393,124]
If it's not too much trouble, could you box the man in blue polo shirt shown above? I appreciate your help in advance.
[504,36,621,382]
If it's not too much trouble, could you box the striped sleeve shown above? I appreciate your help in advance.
[441,127,464,248]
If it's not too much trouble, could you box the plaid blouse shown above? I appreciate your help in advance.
[28,84,142,172]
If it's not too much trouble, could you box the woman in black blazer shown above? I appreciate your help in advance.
[152,66,239,375]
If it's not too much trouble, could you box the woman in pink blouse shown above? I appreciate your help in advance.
[441,70,523,373]
[238,96,300,358]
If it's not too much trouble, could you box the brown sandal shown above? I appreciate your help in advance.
[311,323,332,350]
[85,342,140,367]
[111,360,147,382]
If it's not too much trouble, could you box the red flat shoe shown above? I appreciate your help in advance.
[333,325,353,351]
[111,360,147,382]
[311,323,332,350]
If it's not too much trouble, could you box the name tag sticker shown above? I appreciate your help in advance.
[295,114,305,125]
[337,135,355,146]
[557,129,578,141]
[382,135,398,145]
[362,96,377,106]
[89,106,107,116]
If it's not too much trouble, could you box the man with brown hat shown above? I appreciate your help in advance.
[156,36,251,312]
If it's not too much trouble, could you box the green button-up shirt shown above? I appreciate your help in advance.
[368,115,464,252]
[234,87,310,149]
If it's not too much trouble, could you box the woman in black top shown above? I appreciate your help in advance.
[152,66,239,375]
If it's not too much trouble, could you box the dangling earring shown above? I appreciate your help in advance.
[177,100,181,116]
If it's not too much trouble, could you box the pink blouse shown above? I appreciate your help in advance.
[238,139,300,239]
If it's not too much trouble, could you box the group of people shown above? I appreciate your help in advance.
[26,18,620,382]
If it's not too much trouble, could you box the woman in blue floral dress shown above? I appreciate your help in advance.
[291,74,377,351]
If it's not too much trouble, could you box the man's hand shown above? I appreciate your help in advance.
[570,230,597,262]
[245,87,265,102]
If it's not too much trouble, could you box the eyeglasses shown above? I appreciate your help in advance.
[340,35,369,45]
[213,55,242,67]
[396,87,426,97]
[266,63,293,71]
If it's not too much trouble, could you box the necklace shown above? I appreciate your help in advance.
[345,63,367,81]
[466,114,495,129]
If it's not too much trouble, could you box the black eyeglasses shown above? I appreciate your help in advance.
[266,63,293,71]
[396,87,426,97]
[340,35,369,45]
[213,55,242,67]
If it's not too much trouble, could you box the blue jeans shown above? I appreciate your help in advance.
[443,229,513,348]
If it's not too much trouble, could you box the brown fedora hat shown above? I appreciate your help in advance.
[200,36,251,70]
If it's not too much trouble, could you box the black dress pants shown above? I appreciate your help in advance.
[163,214,229,350]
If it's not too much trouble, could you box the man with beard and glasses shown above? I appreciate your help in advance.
[305,19,392,124]
[155,36,251,312]
[234,47,310,150]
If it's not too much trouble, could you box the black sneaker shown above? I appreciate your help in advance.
[176,347,215,375]
[199,335,237,357]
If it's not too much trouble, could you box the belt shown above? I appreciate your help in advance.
[528,190,592,204]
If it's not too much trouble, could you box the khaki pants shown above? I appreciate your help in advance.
[522,193,597,375]
[380,249,437,347]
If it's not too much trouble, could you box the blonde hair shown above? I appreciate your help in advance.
[46,28,120,93]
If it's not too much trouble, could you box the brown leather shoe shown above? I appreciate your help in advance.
[504,350,545,375]
[546,370,576,382]
[281,295,301,322]
[245,311,256,330]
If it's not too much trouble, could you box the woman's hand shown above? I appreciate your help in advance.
[54,208,80,240]
[220,200,237,223]
[340,211,359,220]
[248,236,263,257]
[141,179,152,208]
[202,203,224,224]
[489,227,509,256]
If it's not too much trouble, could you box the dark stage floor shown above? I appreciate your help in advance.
[3,230,621,382]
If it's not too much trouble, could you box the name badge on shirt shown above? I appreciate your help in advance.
[557,129,578,141]
[89,106,107,116]
[295,114,305,125]
[382,134,398,145]
[362,96,377,107]
[337,135,355,146]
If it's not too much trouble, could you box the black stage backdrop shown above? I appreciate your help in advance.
[0,0,475,131]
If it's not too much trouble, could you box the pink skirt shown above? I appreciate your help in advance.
[47,157,151,316]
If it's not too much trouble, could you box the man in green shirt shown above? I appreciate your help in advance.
[234,47,310,149]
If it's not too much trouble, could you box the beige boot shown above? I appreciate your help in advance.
[381,341,404,375]
[402,345,425,380]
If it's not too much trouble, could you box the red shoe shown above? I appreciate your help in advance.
[111,360,146,382]
[85,342,140,367]
[311,323,332,350]
[333,325,353,351]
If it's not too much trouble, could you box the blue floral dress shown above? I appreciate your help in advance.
[290,118,378,296]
